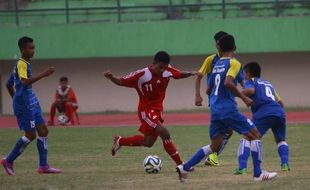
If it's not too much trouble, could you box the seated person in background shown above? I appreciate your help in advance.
[48,77,79,125]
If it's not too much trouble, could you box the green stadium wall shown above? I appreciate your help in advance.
[1,17,310,114]
[0,17,310,60]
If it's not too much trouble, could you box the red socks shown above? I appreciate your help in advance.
[119,135,144,146]
[163,139,183,165]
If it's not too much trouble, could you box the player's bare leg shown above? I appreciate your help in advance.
[143,135,157,148]
[36,125,61,174]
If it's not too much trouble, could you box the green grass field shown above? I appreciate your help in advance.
[0,124,309,190]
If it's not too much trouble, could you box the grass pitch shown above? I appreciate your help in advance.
[0,124,309,190]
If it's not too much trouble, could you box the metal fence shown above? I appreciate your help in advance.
[0,0,309,26]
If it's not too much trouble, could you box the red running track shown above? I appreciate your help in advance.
[0,112,309,128]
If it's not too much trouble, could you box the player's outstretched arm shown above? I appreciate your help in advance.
[180,71,197,79]
[195,72,203,106]
[225,76,253,107]
[21,67,55,86]
[103,70,123,86]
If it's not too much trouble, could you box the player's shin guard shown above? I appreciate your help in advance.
[277,141,289,165]
[37,137,48,167]
[238,138,250,170]
[163,139,183,166]
[119,135,144,146]
[250,140,262,177]
[6,136,31,163]
[217,133,230,155]
[184,145,212,171]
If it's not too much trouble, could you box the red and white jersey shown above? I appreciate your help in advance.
[121,65,182,111]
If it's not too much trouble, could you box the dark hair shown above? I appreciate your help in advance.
[218,34,235,52]
[154,51,170,64]
[243,62,261,78]
[214,31,228,42]
[60,76,69,82]
[18,36,33,50]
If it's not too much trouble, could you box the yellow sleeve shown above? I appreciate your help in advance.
[226,59,241,79]
[275,90,282,102]
[17,61,28,79]
[198,54,216,76]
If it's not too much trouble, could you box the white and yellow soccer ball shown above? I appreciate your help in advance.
[143,155,163,174]
[58,114,68,125]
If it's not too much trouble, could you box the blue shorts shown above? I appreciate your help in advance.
[254,116,286,142]
[209,112,255,139]
[16,108,45,132]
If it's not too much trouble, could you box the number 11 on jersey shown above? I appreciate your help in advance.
[145,84,153,92]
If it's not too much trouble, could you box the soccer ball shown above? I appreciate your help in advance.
[58,114,68,125]
[143,155,162,174]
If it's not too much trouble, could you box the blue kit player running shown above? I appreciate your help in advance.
[176,35,277,182]
[234,62,289,174]
[195,31,234,166]
[1,36,61,176]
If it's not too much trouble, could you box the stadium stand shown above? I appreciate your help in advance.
[0,0,309,27]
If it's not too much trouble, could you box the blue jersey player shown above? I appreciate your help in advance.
[176,35,277,182]
[234,62,289,175]
[195,31,234,167]
[1,36,61,175]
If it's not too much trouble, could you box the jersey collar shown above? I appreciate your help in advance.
[19,58,30,65]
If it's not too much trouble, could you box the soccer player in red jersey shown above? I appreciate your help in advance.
[48,77,79,125]
[104,51,197,166]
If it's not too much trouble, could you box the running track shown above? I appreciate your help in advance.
[0,112,309,128]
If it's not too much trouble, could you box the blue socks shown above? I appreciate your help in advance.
[6,136,31,163]
[37,137,48,167]
[250,140,262,177]
[183,145,212,171]
[237,138,250,170]
[6,136,49,167]
[277,141,289,165]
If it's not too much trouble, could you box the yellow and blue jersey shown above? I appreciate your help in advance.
[244,78,285,121]
[199,54,220,82]
[208,57,244,120]
[12,58,40,115]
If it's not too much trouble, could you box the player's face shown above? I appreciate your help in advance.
[244,69,251,80]
[152,62,168,76]
[22,42,35,59]
[60,81,68,90]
